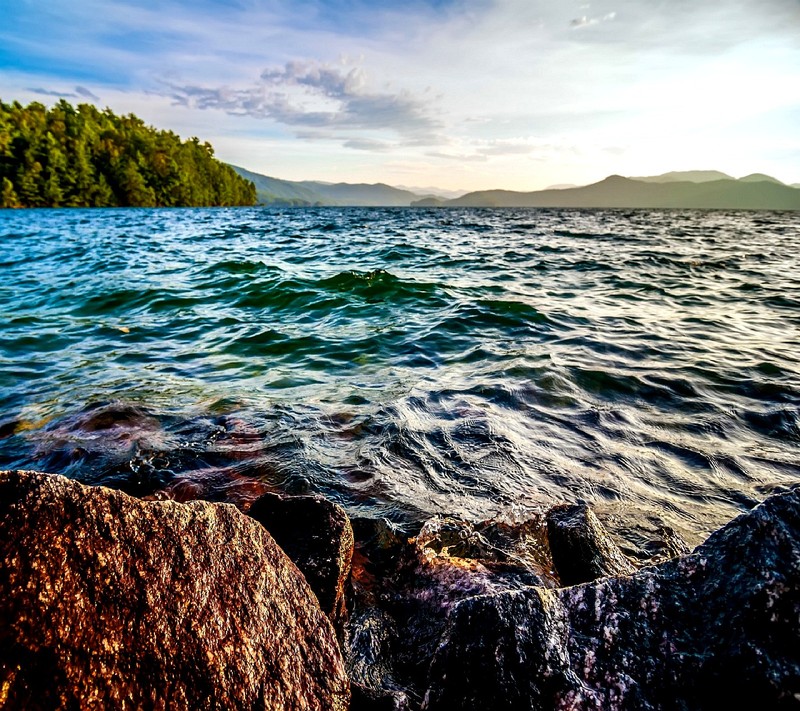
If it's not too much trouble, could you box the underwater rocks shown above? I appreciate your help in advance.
[0,470,349,710]
[423,487,800,710]
[247,491,354,639]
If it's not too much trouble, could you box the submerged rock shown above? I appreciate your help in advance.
[247,491,354,638]
[424,488,800,710]
[546,502,636,585]
[0,470,349,710]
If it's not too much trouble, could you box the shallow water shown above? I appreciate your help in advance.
[1,206,798,546]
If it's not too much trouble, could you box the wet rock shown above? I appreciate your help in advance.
[642,525,691,562]
[0,470,349,711]
[423,586,575,710]
[346,514,556,707]
[346,609,410,711]
[546,502,636,585]
[414,514,556,587]
[248,491,354,637]
[424,488,800,710]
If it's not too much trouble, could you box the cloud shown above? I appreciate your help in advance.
[75,85,100,101]
[570,11,617,28]
[27,87,79,99]
[26,85,100,101]
[343,138,393,151]
[425,150,488,163]
[165,60,442,146]
[478,140,538,156]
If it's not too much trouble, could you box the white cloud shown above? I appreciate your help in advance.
[164,59,442,146]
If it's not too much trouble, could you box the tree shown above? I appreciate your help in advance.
[1,177,18,207]
[0,98,256,208]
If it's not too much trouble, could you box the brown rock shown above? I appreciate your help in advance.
[0,470,349,710]
[248,491,354,638]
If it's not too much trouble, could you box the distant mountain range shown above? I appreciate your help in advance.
[416,172,800,210]
[231,165,800,210]
[230,165,447,206]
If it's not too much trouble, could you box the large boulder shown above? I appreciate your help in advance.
[424,488,800,710]
[247,491,354,639]
[0,470,350,710]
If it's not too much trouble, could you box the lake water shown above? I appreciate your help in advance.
[1,207,798,547]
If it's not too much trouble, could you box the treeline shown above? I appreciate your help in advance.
[0,99,256,208]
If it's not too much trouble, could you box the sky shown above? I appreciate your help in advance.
[1,0,799,192]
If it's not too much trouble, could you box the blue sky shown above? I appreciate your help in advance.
[2,0,799,190]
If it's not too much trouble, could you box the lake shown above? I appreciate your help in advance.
[1,206,798,548]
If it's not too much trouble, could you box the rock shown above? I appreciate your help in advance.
[546,502,636,585]
[643,525,691,562]
[346,514,556,706]
[422,586,576,710]
[346,609,410,710]
[0,470,349,710]
[424,489,800,710]
[248,491,354,638]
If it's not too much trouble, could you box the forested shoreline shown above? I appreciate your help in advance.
[0,99,256,208]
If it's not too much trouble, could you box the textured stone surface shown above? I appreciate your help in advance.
[347,609,410,711]
[247,491,353,637]
[424,488,800,710]
[0,470,349,710]
[344,513,557,707]
[546,502,636,585]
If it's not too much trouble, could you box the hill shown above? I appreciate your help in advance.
[630,170,734,184]
[230,165,445,206]
[433,175,800,210]
[738,173,785,185]
[295,180,426,206]
[229,165,326,206]
[0,99,255,208]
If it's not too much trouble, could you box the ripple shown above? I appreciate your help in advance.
[0,206,798,545]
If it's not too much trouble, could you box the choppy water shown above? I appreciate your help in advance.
[1,207,798,547]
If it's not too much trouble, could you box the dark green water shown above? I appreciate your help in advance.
[1,207,798,545]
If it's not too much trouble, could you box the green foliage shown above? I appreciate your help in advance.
[0,99,256,208]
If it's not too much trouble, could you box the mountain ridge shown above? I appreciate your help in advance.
[231,164,800,210]
[429,175,800,210]
[230,165,446,206]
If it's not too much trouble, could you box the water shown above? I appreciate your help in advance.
[1,206,798,547]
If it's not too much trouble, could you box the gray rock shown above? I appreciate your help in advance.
[0,470,350,710]
[424,489,800,710]
[546,502,636,585]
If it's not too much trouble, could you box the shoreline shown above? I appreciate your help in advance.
[2,469,798,709]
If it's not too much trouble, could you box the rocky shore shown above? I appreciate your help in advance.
[1,469,798,709]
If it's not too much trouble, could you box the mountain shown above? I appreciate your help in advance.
[738,173,784,185]
[294,181,426,206]
[630,170,734,183]
[228,166,327,205]
[395,184,467,200]
[230,165,446,206]
[430,175,800,210]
